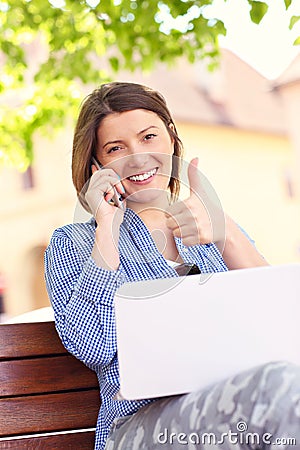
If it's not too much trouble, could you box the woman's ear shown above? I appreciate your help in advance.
[168,122,175,148]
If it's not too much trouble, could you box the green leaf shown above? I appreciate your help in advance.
[289,15,300,30]
[0,0,290,170]
[109,56,119,72]
[284,0,292,9]
[248,1,269,24]
[293,36,300,45]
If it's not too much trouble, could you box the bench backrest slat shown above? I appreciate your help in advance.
[0,321,100,447]
[0,431,96,449]
[0,355,98,397]
[0,390,100,436]
[0,322,66,359]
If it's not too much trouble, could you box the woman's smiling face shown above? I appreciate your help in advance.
[96,109,174,207]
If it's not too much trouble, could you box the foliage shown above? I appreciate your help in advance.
[0,0,297,170]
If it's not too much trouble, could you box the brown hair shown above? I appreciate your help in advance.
[72,82,183,211]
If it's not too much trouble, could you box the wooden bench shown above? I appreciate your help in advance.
[0,321,100,449]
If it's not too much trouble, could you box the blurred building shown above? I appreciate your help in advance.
[271,53,300,196]
[1,49,300,319]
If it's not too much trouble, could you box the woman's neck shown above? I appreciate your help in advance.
[138,208,167,231]
[126,191,170,225]
[127,195,183,264]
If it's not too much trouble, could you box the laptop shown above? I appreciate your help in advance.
[115,264,300,400]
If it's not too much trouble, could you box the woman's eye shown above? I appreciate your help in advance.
[108,145,122,153]
[144,133,157,141]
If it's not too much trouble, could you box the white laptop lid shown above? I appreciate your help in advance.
[115,264,300,400]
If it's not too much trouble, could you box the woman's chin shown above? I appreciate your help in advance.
[125,187,168,208]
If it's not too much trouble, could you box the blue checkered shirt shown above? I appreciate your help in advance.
[45,208,236,449]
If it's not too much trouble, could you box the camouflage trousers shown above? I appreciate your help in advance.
[105,361,300,449]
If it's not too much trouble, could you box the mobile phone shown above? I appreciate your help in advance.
[91,157,125,210]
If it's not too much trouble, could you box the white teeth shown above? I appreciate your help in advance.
[129,168,156,182]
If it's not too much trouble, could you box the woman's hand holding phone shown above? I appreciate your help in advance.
[85,160,126,270]
[85,161,126,222]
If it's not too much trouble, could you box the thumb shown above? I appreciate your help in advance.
[188,157,201,196]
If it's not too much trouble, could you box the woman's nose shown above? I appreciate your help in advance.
[127,150,149,168]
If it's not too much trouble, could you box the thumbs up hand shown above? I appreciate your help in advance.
[166,158,225,248]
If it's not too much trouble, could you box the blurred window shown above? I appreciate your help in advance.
[21,166,35,190]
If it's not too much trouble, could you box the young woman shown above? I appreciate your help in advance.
[45,82,300,449]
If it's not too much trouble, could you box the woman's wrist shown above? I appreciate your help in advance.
[92,225,120,271]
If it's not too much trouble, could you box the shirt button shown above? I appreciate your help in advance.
[118,273,126,282]
[182,248,188,253]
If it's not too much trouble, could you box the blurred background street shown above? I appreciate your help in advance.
[1,0,300,320]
